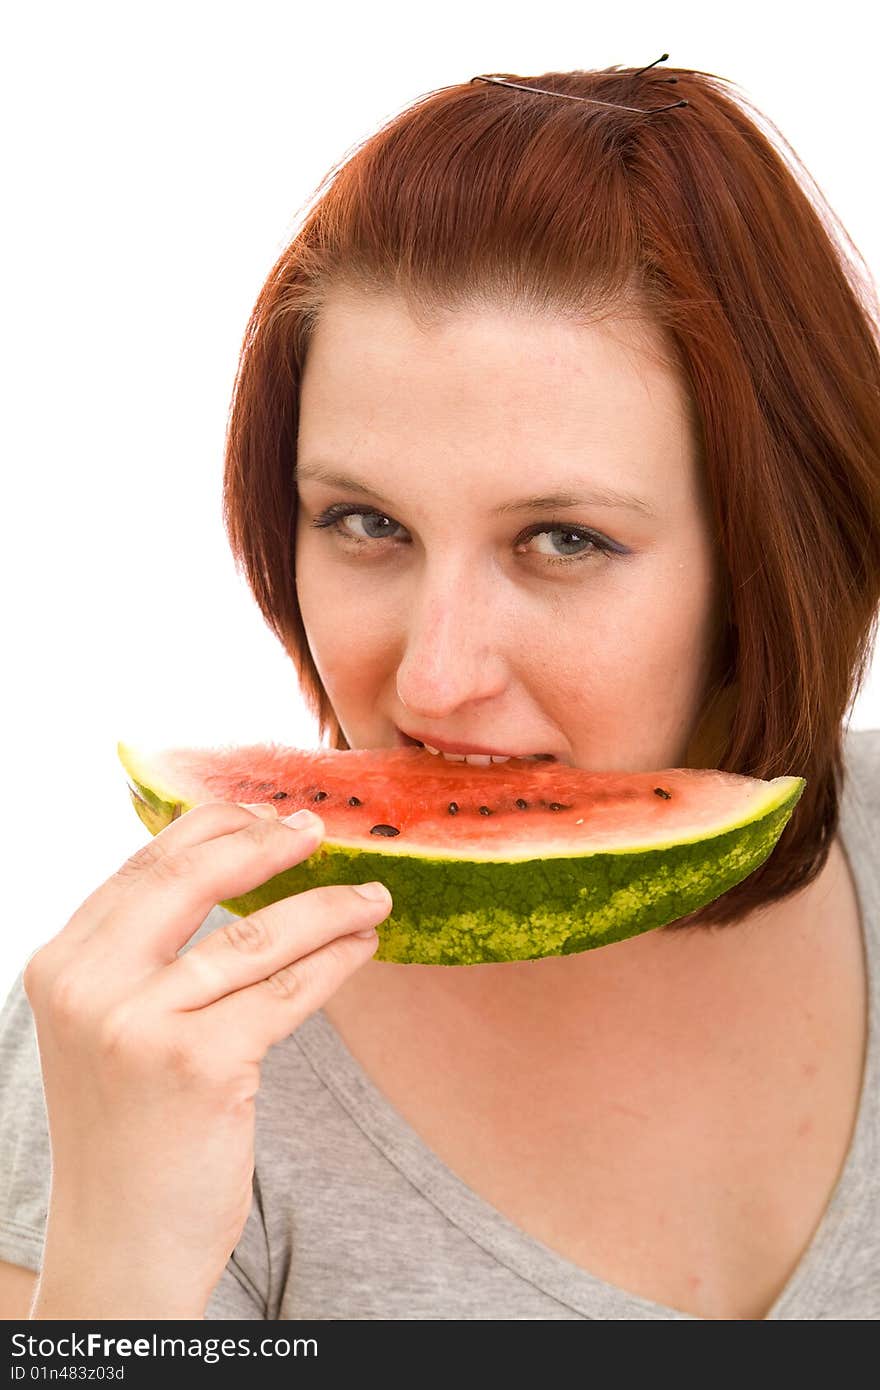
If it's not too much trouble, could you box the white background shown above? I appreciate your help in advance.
[2,1,878,1000]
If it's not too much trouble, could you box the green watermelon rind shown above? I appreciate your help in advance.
[226,787,802,964]
[117,743,805,965]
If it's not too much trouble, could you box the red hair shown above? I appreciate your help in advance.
[221,63,880,930]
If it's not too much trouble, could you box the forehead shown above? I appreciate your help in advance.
[301,286,684,396]
[297,287,700,499]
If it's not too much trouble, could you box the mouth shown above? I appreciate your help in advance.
[394,726,562,764]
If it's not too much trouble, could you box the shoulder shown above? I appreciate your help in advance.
[0,966,39,1073]
[843,724,880,760]
[842,726,880,814]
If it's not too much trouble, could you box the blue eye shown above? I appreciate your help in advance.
[307,503,621,566]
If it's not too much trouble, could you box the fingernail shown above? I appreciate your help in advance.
[239,802,279,818]
[352,882,391,904]
[281,808,323,831]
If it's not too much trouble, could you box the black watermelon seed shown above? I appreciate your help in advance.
[515,798,528,810]
[370,823,400,837]
[448,802,459,815]
[313,791,330,802]
[654,787,672,800]
[348,795,363,807]
[479,806,491,816]
[548,802,573,812]
[272,791,289,801]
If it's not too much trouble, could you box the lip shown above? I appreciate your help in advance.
[395,725,562,761]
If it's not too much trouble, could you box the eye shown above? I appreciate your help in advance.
[307,503,622,566]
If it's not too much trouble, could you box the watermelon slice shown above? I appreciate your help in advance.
[116,742,805,966]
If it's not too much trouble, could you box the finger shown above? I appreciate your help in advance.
[99,811,329,968]
[140,881,393,1013]
[55,806,322,956]
[184,923,382,1060]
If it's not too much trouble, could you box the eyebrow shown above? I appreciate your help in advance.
[295,463,656,518]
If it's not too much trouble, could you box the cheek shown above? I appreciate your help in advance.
[295,534,399,695]
[544,551,720,761]
[559,549,715,672]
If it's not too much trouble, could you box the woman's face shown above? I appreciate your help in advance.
[294,287,729,772]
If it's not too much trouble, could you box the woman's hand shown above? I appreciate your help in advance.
[23,800,390,1319]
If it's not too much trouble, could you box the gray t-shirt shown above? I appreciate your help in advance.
[2,728,878,1320]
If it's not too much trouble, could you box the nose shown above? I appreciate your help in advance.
[394,580,509,718]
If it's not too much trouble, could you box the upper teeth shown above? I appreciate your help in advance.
[420,743,540,765]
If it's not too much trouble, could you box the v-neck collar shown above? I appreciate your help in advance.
[293,734,878,1320]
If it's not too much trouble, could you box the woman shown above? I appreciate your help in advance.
[1,60,879,1321]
